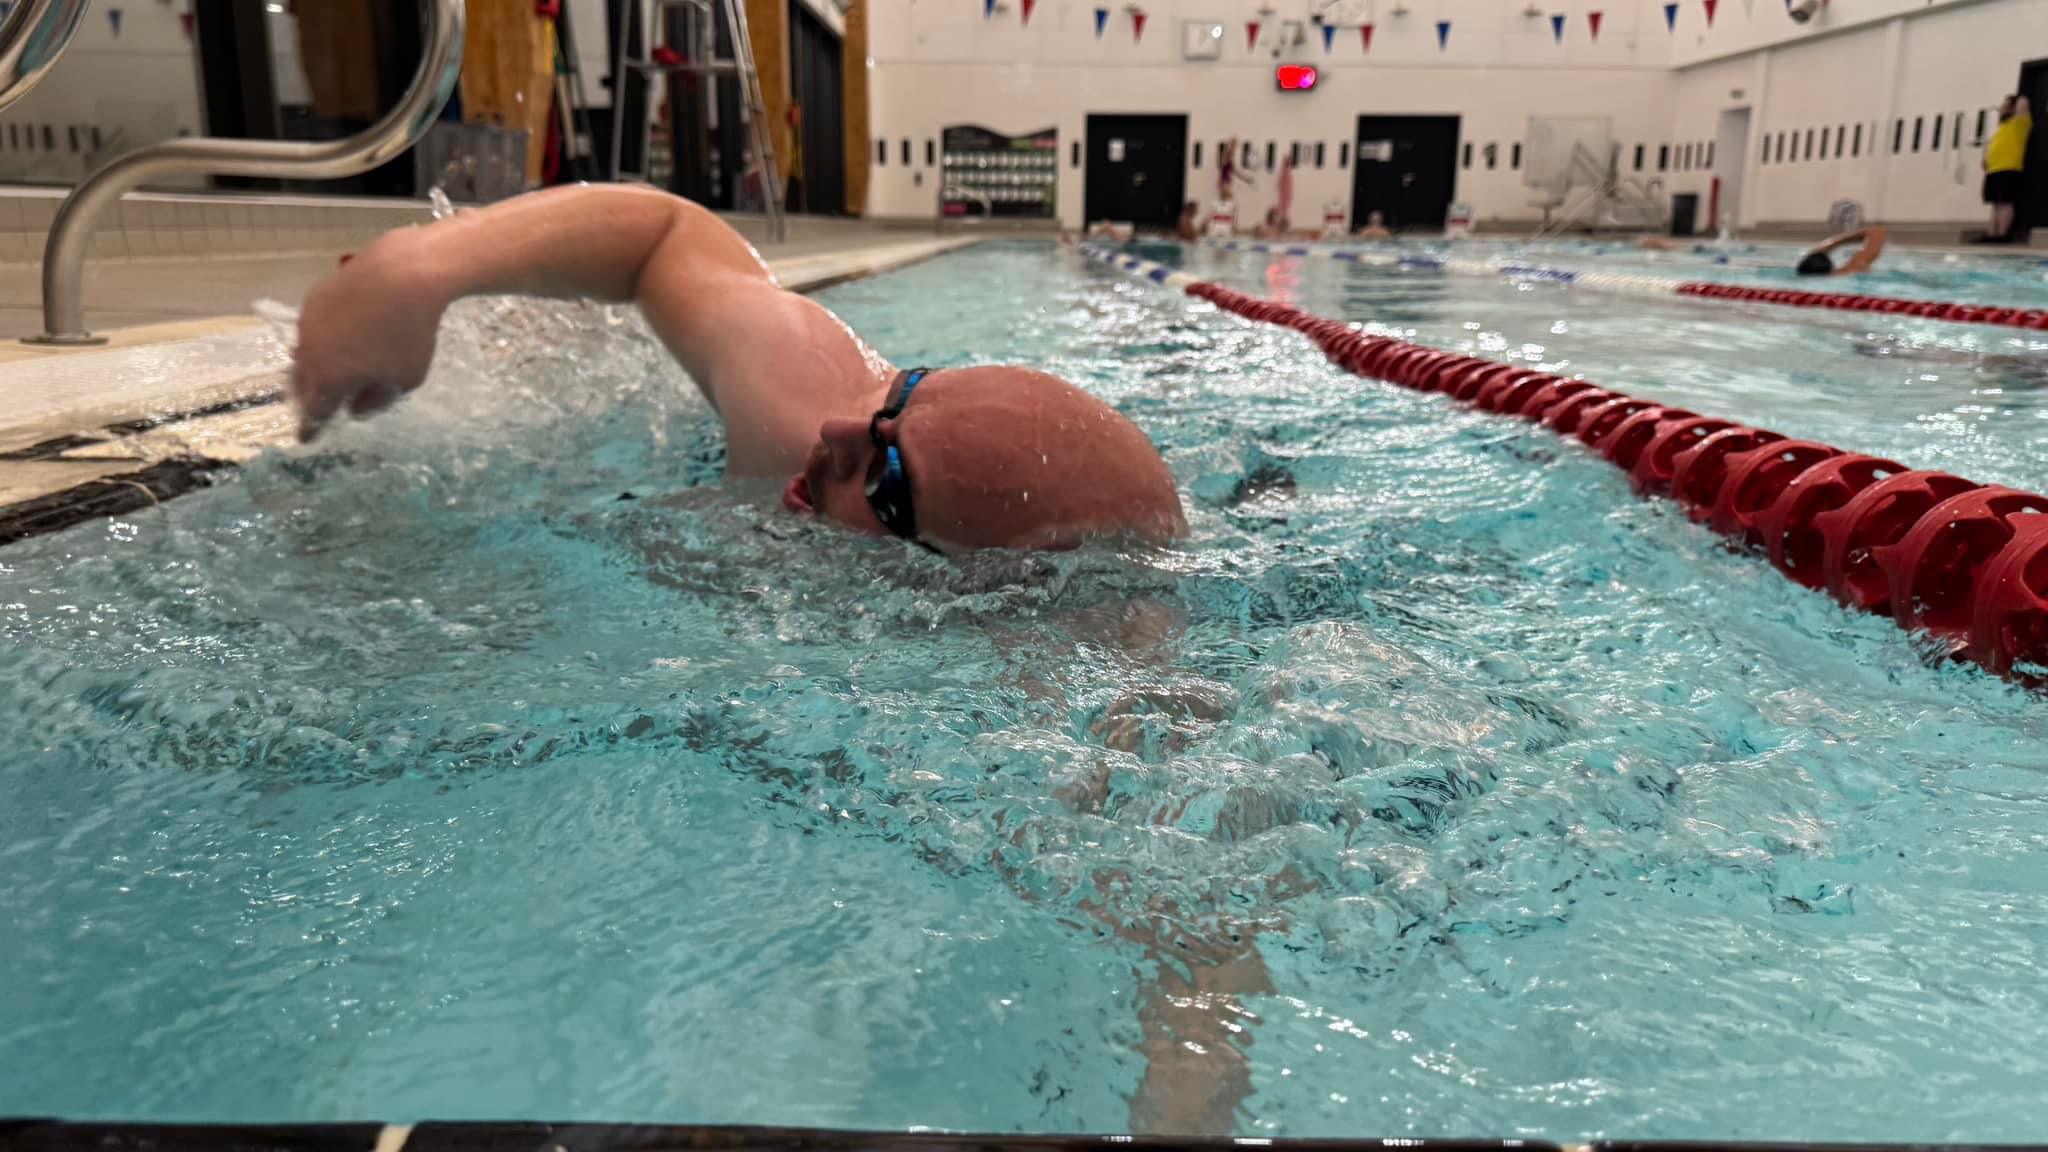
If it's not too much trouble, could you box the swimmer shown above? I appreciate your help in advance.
[1635,234,1679,251]
[1176,199,1201,242]
[1795,225,1887,277]
[291,186,1186,552]
[1252,206,1290,240]
[1354,209,1392,241]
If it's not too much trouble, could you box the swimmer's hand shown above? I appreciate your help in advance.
[289,232,445,443]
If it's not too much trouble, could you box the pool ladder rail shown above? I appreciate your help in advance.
[25,0,467,346]
[0,0,91,114]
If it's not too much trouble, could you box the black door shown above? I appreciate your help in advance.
[1351,115,1461,233]
[788,0,846,215]
[2015,58,2048,242]
[1084,114,1187,229]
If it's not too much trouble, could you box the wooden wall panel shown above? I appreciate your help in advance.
[842,0,870,215]
[744,0,793,182]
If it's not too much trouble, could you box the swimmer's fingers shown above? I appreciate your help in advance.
[345,380,403,419]
[289,369,391,443]
[288,365,349,444]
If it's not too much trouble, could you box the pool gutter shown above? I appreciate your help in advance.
[0,1120,2038,1152]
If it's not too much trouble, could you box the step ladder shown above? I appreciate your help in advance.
[608,0,784,243]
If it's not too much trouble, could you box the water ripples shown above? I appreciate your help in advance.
[2,242,2046,1140]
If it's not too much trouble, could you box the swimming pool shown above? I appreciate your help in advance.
[3,239,2047,1142]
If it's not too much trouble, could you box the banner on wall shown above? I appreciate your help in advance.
[1021,0,1035,23]
[1663,2,1678,30]
[1093,7,1107,38]
[1359,22,1373,52]
[1587,11,1602,40]
[1549,13,1564,42]
[941,125,1057,220]
[1130,8,1146,42]
[1245,19,1259,48]
[1321,22,1335,52]
[1703,0,1718,26]
[1435,19,1450,50]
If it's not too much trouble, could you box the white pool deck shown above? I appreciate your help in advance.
[0,221,981,536]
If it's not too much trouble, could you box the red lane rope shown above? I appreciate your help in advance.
[1672,280,2048,333]
[1183,279,2048,684]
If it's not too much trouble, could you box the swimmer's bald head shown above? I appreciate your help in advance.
[785,366,1187,551]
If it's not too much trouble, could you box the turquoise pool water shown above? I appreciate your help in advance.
[3,240,2047,1141]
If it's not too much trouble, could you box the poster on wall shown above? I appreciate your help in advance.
[941,125,1058,219]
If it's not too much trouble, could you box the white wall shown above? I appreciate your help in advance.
[867,0,1676,228]
[867,0,2046,230]
[0,3,202,186]
[1677,0,2042,226]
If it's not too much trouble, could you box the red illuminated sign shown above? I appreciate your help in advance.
[1275,63,1318,91]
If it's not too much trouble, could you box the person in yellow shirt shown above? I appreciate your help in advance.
[1983,94,2032,243]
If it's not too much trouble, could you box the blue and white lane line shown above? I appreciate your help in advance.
[1075,243,1201,291]
[1197,237,1682,300]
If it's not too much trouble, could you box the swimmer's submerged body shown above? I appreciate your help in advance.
[292,186,1186,553]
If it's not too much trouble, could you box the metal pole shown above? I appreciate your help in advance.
[0,0,90,114]
[28,0,466,346]
[607,0,630,181]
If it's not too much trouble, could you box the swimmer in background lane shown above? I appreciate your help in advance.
[1176,199,1201,242]
[1354,210,1392,241]
[1796,225,1888,277]
[291,185,1186,553]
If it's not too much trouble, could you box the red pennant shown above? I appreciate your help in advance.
[1245,19,1260,49]
[178,9,193,39]
[1131,9,1146,42]
[1703,0,1718,25]
[1359,22,1373,52]
[1587,10,1602,39]
[1021,0,1036,24]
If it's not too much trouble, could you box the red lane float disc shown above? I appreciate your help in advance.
[1874,487,2048,638]
[1708,439,1838,540]
[1814,471,1980,613]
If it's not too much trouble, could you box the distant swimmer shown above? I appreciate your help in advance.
[1796,226,1887,277]
[1354,210,1392,241]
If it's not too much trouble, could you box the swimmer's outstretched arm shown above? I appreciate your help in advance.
[291,185,885,475]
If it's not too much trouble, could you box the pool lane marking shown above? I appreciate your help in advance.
[1078,241,2048,684]
[1197,237,2048,333]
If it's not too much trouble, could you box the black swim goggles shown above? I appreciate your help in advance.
[865,367,932,542]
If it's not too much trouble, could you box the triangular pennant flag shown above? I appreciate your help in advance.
[1549,13,1564,42]
[1130,9,1146,42]
[1587,10,1602,39]
[1321,22,1335,52]
[178,10,193,40]
[107,6,121,36]
[982,0,994,20]
[1359,22,1373,52]
[1435,19,1450,50]
[1020,0,1035,23]
[1663,2,1678,30]
[1093,7,1107,37]
[1702,0,1718,26]
[1246,20,1260,49]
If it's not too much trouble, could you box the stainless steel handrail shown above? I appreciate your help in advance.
[0,0,91,113]
[29,0,466,345]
